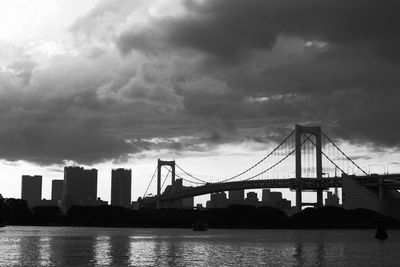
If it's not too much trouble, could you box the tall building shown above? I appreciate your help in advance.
[245,191,259,206]
[262,189,271,202]
[206,192,228,208]
[229,190,244,205]
[325,191,340,206]
[262,189,291,210]
[111,168,132,207]
[21,175,42,207]
[161,179,194,209]
[51,180,64,201]
[83,168,97,203]
[62,166,98,211]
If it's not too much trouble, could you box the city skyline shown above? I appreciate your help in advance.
[1,142,396,206]
[1,146,397,206]
[16,164,341,212]
[11,124,398,219]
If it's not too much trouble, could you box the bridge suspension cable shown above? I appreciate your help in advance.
[175,163,208,184]
[161,166,171,190]
[174,173,205,185]
[143,166,157,198]
[241,133,314,181]
[307,135,348,176]
[322,131,368,175]
[217,130,295,183]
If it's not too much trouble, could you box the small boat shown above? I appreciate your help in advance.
[375,220,388,240]
[0,221,6,228]
[193,220,208,231]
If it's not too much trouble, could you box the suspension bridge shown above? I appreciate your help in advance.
[140,125,400,214]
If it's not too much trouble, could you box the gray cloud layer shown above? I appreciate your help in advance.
[0,0,399,165]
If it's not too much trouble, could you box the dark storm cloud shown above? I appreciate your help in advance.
[117,0,400,147]
[118,0,400,61]
[1,0,400,166]
[0,86,141,165]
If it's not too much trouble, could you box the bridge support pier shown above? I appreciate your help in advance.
[296,188,324,211]
[317,189,323,207]
[295,125,324,212]
[296,188,302,212]
[156,159,176,209]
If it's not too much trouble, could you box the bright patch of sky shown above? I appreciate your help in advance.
[0,0,98,65]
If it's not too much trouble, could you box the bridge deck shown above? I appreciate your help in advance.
[352,174,400,189]
[144,178,342,203]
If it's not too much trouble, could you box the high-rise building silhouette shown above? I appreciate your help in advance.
[245,191,259,206]
[262,189,271,202]
[229,190,244,205]
[206,191,228,208]
[62,166,97,211]
[111,168,131,208]
[325,191,340,206]
[21,175,42,207]
[51,180,64,201]
[262,189,291,210]
[161,179,194,209]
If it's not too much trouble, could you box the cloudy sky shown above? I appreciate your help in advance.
[0,0,399,204]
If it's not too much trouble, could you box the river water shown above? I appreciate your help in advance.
[0,226,399,266]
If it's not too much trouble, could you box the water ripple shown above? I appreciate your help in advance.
[0,227,399,266]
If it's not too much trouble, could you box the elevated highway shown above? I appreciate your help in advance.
[143,177,342,203]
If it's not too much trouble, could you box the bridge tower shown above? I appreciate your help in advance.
[157,159,176,196]
[295,125,323,212]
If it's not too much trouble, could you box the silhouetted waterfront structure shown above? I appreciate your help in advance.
[39,199,58,206]
[342,174,400,219]
[162,179,194,209]
[262,189,291,210]
[195,203,204,209]
[192,220,208,231]
[229,190,244,205]
[111,168,131,208]
[206,190,292,210]
[375,219,388,240]
[96,197,108,206]
[325,191,340,206]
[51,180,64,203]
[206,192,228,208]
[245,192,259,206]
[21,175,42,207]
[62,166,97,211]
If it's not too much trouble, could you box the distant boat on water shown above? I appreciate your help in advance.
[375,219,388,240]
[0,221,6,228]
[193,220,208,231]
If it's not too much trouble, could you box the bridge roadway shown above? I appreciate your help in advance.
[352,174,400,189]
[144,178,342,203]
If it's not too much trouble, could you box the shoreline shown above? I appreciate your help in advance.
[4,222,400,230]
[2,205,399,230]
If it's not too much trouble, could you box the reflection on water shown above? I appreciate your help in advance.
[0,227,400,266]
[94,236,111,266]
[38,237,52,265]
